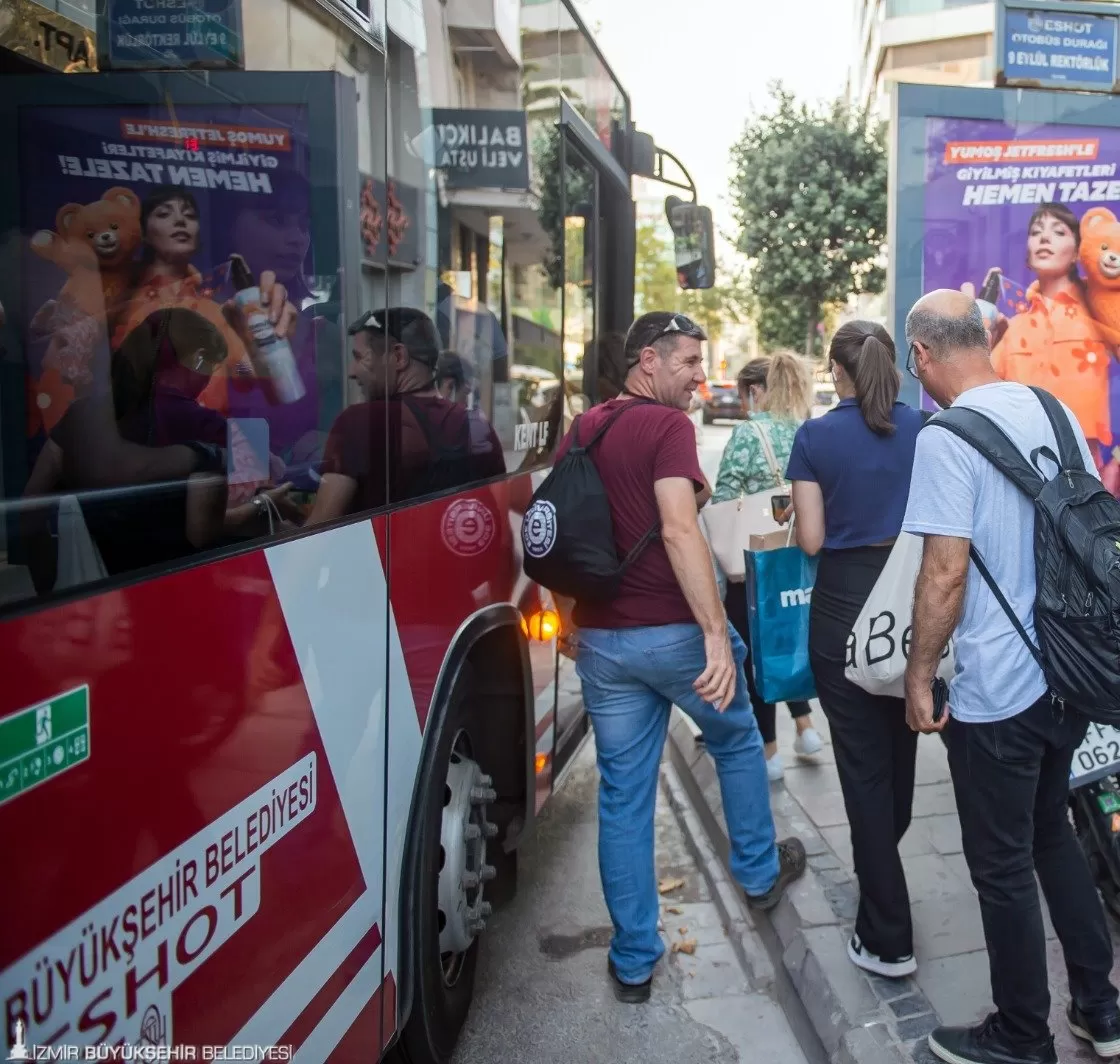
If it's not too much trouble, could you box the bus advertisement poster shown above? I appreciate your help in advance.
[17,100,322,482]
[920,115,1120,495]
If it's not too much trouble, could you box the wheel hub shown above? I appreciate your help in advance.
[437,734,498,980]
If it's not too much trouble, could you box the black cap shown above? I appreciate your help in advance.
[348,306,442,369]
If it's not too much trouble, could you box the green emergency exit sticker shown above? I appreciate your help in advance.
[0,686,90,807]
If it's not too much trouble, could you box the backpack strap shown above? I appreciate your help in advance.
[1029,386,1087,474]
[923,408,1046,668]
[573,397,658,452]
[925,407,1045,499]
[964,547,1045,669]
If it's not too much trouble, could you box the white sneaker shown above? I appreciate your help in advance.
[766,754,785,782]
[794,728,823,758]
[847,934,916,978]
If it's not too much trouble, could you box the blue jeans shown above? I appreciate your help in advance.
[575,622,780,984]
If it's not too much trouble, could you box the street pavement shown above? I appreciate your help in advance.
[452,738,818,1064]
[690,416,1120,1062]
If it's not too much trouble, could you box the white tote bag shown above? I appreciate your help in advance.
[845,532,956,698]
[701,425,787,582]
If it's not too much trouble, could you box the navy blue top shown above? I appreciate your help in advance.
[785,399,923,550]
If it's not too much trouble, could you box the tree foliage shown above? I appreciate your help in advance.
[633,221,751,350]
[730,83,887,355]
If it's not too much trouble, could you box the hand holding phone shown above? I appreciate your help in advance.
[931,677,949,724]
[771,493,792,523]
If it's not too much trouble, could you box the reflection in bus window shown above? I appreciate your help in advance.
[308,308,507,524]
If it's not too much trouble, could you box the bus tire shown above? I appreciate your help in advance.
[397,675,497,1064]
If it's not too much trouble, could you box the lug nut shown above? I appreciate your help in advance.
[470,786,498,803]
[478,773,493,787]
[476,901,493,918]
[483,821,499,839]
[462,872,480,889]
[479,864,497,882]
[464,824,482,841]
[469,919,486,934]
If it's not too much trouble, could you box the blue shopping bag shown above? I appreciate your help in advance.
[744,544,819,704]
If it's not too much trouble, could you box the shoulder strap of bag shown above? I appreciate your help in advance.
[752,420,784,487]
[575,397,657,453]
[925,407,1044,499]
[967,546,1044,669]
[924,409,1045,668]
[1029,386,1087,474]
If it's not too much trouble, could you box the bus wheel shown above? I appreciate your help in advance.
[399,716,498,1063]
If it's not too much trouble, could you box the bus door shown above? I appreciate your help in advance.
[551,103,636,779]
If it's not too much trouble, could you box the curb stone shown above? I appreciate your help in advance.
[666,708,930,1064]
[660,761,775,992]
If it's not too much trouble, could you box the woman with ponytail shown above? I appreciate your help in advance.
[712,350,822,780]
[785,321,924,981]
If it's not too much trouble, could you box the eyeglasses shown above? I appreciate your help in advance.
[906,342,920,380]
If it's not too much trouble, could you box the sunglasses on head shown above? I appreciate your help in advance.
[648,313,705,344]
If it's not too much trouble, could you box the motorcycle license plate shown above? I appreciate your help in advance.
[1070,722,1120,786]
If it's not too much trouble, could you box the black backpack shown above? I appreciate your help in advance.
[521,399,659,600]
[926,386,1120,724]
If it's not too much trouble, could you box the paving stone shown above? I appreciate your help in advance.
[915,734,951,786]
[671,940,751,1000]
[685,992,806,1060]
[783,926,881,1054]
[820,824,854,868]
[919,813,963,856]
[906,1036,941,1063]
[781,767,851,829]
[897,1012,941,1041]
[888,993,933,1019]
[691,752,717,800]
[914,950,991,1028]
[833,1023,906,1064]
[911,781,958,817]
[900,853,971,905]
[912,894,985,961]
[898,820,940,859]
[866,972,918,1002]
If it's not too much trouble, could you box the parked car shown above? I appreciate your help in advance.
[699,380,745,424]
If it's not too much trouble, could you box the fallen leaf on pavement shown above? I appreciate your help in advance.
[678,926,688,935]
[658,877,685,895]
[664,905,683,915]
[671,939,697,955]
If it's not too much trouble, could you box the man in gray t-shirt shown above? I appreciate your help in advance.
[901,290,1118,1064]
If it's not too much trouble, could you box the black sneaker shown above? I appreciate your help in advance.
[1067,1001,1120,1057]
[928,1014,1056,1064]
[745,837,807,912]
[607,957,651,1004]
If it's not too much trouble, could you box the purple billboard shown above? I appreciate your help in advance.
[922,116,1120,495]
[19,101,324,494]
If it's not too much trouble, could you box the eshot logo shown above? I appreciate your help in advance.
[780,587,813,608]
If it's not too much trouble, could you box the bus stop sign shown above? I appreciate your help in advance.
[997,0,1119,93]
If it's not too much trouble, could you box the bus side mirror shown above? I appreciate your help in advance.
[666,197,715,291]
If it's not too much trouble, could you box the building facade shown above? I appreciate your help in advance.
[851,0,996,114]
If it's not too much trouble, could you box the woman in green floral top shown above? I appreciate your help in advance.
[713,351,822,781]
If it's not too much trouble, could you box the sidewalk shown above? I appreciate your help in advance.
[666,700,1120,1064]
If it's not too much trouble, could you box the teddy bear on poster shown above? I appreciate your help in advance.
[28,186,142,392]
[1080,206,1120,351]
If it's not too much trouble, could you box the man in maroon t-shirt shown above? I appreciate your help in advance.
[562,311,806,1002]
[308,307,505,520]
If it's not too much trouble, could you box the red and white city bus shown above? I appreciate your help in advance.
[0,3,700,1062]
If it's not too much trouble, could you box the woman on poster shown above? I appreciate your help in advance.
[976,203,1116,482]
